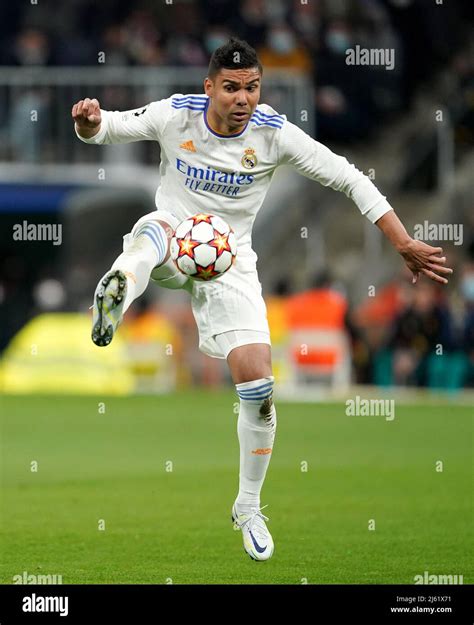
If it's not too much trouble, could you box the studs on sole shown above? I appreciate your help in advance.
[91,270,127,347]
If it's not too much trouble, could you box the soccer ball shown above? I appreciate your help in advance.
[170,213,237,281]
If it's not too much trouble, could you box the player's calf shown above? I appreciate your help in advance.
[232,375,277,560]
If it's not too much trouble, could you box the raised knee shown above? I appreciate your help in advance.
[131,219,173,264]
[154,219,174,241]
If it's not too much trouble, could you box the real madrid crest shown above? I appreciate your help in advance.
[241,148,257,169]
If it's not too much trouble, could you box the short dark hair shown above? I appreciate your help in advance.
[207,37,262,78]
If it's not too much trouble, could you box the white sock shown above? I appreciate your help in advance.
[235,376,277,510]
[111,221,168,313]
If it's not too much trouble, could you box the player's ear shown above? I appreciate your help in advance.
[204,77,212,96]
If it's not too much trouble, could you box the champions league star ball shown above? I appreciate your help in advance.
[170,213,237,281]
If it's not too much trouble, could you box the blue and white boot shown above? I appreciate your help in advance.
[232,502,274,561]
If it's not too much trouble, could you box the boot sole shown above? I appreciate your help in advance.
[91,270,126,347]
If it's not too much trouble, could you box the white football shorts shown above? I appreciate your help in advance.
[124,209,272,359]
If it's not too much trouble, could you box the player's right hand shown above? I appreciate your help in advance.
[72,98,101,128]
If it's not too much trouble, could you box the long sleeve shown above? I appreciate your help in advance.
[75,99,171,145]
[278,121,393,223]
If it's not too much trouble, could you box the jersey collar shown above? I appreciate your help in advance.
[203,99,249,139]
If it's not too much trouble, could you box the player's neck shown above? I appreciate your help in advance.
[206,104,245,136]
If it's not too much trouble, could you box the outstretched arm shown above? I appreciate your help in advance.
[278,121,453,285]
[71,97,166,144]
[374,210,452,284]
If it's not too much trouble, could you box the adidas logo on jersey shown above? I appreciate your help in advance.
[180,140,196,152]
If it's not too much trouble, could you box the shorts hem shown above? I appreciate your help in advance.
[200,330,271,360]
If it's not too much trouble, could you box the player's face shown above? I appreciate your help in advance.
[204,67,261,133]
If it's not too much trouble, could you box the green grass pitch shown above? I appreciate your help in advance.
[1,392,472,584]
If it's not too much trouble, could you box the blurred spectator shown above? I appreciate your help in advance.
[168,1,204,38]
[5,28,52,66]
[258,22,313,73]
[450,47,474,153]
[315,19,376,143]
[55,35,95,66]
[8,89,50,162]
[285,271,351,387]
[353,272,409,346]
[231,0,268,48]
[384,282,455,387]
[460,261,474,386]
[165,36,207,67]
[384,0,468,108]
[289,0,321,49]
[100,25,133,66]
[122,9,166,66]
[203,25,232,56]
[351,270,410,383]
[201,0,239,28]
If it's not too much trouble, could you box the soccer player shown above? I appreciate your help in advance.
[72,38,452,561]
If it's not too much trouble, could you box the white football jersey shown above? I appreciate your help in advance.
[76,94,393,271]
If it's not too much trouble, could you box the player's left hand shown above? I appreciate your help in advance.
[399,239,453,285]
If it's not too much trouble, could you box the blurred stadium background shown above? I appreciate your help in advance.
[0,0,473,397]
[0,0,474,392]
[1,0,473,588]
